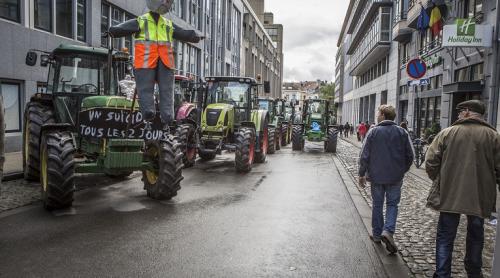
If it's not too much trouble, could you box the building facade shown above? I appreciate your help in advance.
[337,0,500,136]
[337,0,398,127]
[0,0,282,152]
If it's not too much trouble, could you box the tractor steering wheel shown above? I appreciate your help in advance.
[77,83,98,93]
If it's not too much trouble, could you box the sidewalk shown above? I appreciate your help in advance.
[335,137,496,277]
[3,152,23,180]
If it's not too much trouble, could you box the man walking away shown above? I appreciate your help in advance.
[425,100,500,278]
[359,105,414,254]
[338,124,344,138]
[344,122,350,138]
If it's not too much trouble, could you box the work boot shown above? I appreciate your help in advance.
[144,120,153,131]
[381,230,398,254]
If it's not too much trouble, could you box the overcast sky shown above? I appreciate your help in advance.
[265,0,349,82]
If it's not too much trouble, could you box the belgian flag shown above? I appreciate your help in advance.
[429,6,443,37]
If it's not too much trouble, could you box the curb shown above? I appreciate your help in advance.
[2,172,24,182]
[332,155,413,278]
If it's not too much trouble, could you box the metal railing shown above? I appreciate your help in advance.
[418,38,442,57]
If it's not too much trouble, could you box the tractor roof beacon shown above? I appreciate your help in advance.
[23,44,183,210]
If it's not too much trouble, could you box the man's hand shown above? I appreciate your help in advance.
[359,176,367,188]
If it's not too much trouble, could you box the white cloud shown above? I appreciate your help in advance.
[265,0,349,82]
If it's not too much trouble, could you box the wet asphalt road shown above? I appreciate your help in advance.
[0,143,385,278]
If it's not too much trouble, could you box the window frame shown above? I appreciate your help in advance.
[34,0,53,32]
[0,80,23,133]
[0,0,21,23]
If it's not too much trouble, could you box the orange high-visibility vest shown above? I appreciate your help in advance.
[134,13,175,69]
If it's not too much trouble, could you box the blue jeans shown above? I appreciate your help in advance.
[434,212,484,278]
[371,182,402,237]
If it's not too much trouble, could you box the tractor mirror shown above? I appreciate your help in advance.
[180,80,190,89]
[26,51,37,66]
[40,54,50,67]
[264,81,271,94]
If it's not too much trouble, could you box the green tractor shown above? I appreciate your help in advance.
[199,77,270,172]
[23,44,183,210]
[257,98,284,154]
[292,99,338,153]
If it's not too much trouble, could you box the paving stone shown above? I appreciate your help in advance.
[336,140,495,277]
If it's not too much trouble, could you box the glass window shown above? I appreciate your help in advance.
[124,13,134,53]
[34,0,52,31]
[0,82,21,132]
[471,63,484,80]
[0,0,20,22]
[77,0,86,41]
[111,7,123,49]
[101,4,109,47]
[56,0,74,38]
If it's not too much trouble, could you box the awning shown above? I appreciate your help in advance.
[443,81,483,94]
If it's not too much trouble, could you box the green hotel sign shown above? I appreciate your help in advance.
[443,18,493,47]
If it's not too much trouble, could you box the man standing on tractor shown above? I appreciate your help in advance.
[108,0,204,131]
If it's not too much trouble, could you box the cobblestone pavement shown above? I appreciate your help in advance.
[0,179,40,212]
[336,139,496,278]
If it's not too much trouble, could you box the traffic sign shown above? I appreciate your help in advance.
[406,59,427,79]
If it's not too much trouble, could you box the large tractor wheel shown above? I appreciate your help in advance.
[255,124,269,164]
[325,128,339,153]
[235,127,256,173]
[292,125,304,151]
[268,127,276,154]
[40,130,76,210]
[143,137,184,200]
[276,126,282,151]
[23,102,55,181]
[199,150,216,161]
[281,123,289,146]
[175,124,197,168]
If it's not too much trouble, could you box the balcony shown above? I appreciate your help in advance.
[392,11,412,42]
[347,6,392,55]
[349,43,391,76]
[407,0,432,29]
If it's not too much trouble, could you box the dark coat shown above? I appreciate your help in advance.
[359,121,414,184]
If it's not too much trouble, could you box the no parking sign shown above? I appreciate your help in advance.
[406,59,427,79]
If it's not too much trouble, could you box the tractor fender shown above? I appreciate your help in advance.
[251,110,269,132]
[176,103,196,121]
[179,118,197,126]
[240,121,256,130]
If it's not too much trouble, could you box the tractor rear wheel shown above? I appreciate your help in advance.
[235,127,255,173]
[325,128,338,153]
[281,123,289,146]
[276,126,282,150]
[199,150,216,161]
[175,123,197,168]
[292,125,304,151]
[23,102,55,181]
[143,137,184,200]
[255,123,269,164]
[40,130,76,210]
[268,127,276,154]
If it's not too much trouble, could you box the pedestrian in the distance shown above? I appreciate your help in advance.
[356,121,362,141]
[358,105,413,254]
[400,122,408,131]
[338,124,344,138]
[358,122,367,141]
[425,100,500,278]
[351,125,355,136]
[344,122,350,138]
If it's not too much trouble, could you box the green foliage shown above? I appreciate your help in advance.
[319,83,335,100]
[424,122,441,139]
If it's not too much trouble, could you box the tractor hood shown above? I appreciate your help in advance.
[311,113,323,120]
[81,96,139,110]
[202,103,234,129]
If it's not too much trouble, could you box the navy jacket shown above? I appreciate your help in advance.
[358,120,414,184]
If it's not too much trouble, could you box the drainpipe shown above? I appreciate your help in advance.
[489,0,500,128]
[492,0,500,274]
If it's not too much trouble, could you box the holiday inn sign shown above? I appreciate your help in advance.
[443,18,493,47]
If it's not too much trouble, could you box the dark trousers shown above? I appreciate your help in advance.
[135,62,175,124]
[434,212,484,278]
